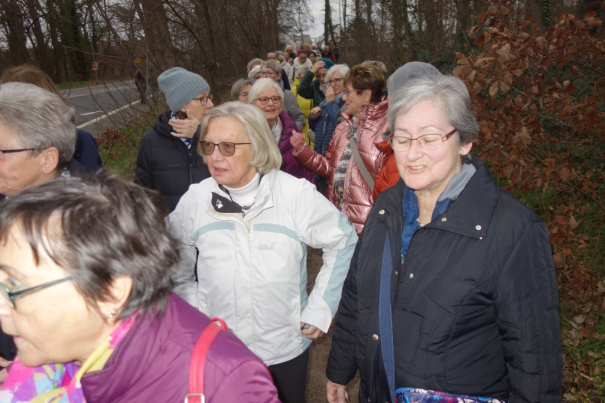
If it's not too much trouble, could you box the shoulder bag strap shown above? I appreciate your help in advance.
[347,127,375,191]
[186,317,229,403]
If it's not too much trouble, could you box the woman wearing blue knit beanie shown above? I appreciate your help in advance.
[135,67,213,212]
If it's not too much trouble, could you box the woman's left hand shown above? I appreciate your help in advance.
[301,322,324,339]
[169,110,201,139]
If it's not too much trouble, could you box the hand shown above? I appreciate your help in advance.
[326,380,348,403]
[169,109,201,139]
[290,130,306,152]
[310,107,322,119]
[311,61,326,74]
[300,322,324,339]
[325,87,335,102]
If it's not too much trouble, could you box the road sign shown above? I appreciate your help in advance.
[92,61,99,71]
[135,58,142,64]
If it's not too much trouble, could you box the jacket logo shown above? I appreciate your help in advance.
[216,200,223,209]
[259,242,276,250]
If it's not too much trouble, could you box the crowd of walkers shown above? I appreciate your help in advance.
[0,39,564,403]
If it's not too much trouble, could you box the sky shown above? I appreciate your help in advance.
[307,0,340,38]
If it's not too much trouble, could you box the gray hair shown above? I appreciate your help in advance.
[297,65,310,78]
[230,78,254,101]
[262,60,283,76]
[325,64,350,83]
[0,82,76,167]
[388,75,479,164]
[247,78,284,112]
[362,60,388,77]
[247,58,264,73]
[199,102,282,175]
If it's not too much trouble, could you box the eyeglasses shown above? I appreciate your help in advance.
[0,275,77,309]
[317,74,327,79]
[267,56,276,60]
[260,71,277,77]
[200,141,251,156]
[389,129,457,151]
[342,89,365,98]
[193,94,213,106]
[255,96,281,105]
[0,148,36,160]
[328,78,343,85]
[239,91,249,98]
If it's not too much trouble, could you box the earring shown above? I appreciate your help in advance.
[106,310,117,318]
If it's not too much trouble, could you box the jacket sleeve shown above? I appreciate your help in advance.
[293,121,346,178]
[294,180,358,332]
[284,91,305,131]
[75,130,105,172]
[168,193,200,309]
[210,360,280,403]
[135,135,155,190]
[495,221,562,403]
[325,233,363,386]
[308,111,320,132]
[323,99,342,121]
[297,71,315,100]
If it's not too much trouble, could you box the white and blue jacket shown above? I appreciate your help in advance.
[170,169,357,365]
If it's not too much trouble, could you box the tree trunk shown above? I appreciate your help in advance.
[0,0,32,65]
[133,0,176,71]
[25,0,53,77]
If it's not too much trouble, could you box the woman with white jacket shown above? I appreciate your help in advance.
[170,102,357,403]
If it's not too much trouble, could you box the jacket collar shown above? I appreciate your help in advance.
[342,99,388,125]
[381,157,498,239]
[206,170,277,222]
[154,110,201,148]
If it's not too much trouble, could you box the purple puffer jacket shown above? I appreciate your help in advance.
[81,293,280,403]
[278,111,315,184]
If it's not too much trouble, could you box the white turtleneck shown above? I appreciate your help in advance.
[224,173,260,208]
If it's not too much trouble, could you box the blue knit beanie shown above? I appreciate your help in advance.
[318,58,335,70]
[158,67,210,112]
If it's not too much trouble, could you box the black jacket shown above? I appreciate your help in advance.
[327,158,562,403]
[135,111,210,212]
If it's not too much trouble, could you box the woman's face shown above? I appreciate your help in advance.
[393,99,472,197]
[181,90,214,121]
[309,53,316,64]
[253,88,281,124]
[0,224,111,366]
[260,67,280,83]
[343,84,370,118]
[205,117,257,189]
[329,40,335,47]
[238,84,252,103]
[330,72,345,95]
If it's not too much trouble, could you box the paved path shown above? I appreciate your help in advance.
[61,81,153,137]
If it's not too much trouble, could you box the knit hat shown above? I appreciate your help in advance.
[387,62,441,95]
[318,58,335,70]
[158,67,210,112]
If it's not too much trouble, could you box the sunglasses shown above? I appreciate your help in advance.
[200,141,251,157]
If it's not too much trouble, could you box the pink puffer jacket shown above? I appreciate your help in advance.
[292,100,389,234]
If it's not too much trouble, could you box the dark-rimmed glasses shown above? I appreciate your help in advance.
[0,275,78,309]
[389,129,457,152]
[0,148,36,160]
[201,141,251,157]
[342,89,365,98]
[256,96,281,105]
[260,71,277,77]
[193,94,213,106]
[328,78,343,85]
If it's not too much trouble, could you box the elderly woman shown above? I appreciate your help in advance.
[171,102,357,403]
[0,66,104,173]
[230,78,254,102]
[260,60,304,130]
[248,78,314,183]
[0,83,77,200]
[326,75,562,403]
[0,174,280,402]
[306,63,350,194]
[291,64,389,234]
[135,67,213,212]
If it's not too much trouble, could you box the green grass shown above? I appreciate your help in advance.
[56,81,94,89]
[98,110,157,180]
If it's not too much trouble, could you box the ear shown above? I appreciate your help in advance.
[40,147,60,174]
[98,275,133,321]
[460,142,473,157]
[364,90,372,104]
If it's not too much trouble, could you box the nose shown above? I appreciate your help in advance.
[207,98,214,108]
[209,144,224,160]
[0,295,12,317]
[406,139,423,161]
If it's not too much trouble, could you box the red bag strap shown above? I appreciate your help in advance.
[186,317,229,403]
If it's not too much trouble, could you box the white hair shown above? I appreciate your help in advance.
[247,78,284,112]
[326,64,350,83]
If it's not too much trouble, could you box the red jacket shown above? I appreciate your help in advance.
[372,133,400,200]
[293,100,389,234]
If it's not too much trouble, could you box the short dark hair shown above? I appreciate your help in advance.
[299,50,309,56]
[344,64,386,104]
[0,174,179,319]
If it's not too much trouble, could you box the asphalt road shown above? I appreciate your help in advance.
[61,81,153,137]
